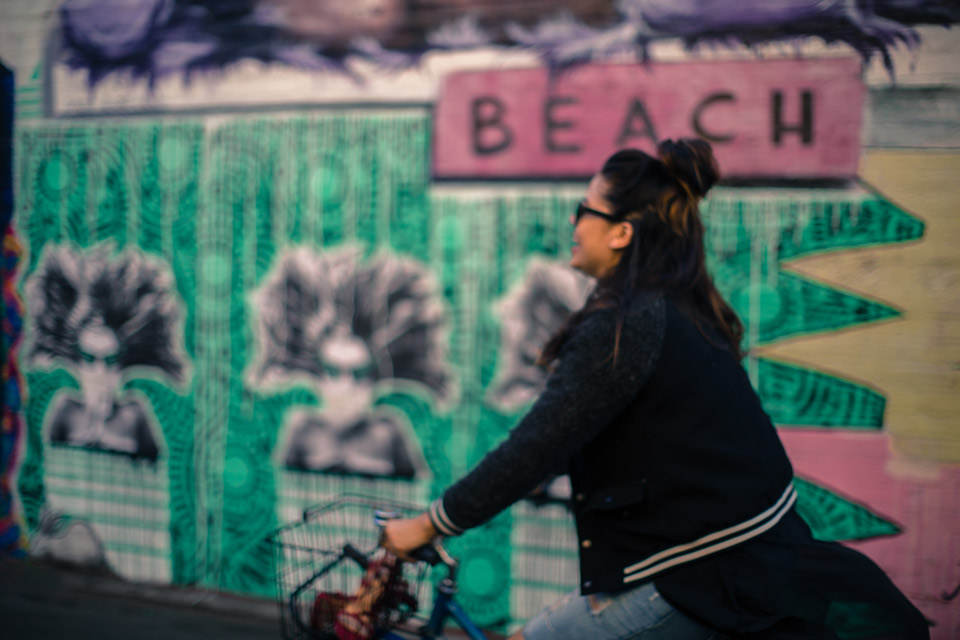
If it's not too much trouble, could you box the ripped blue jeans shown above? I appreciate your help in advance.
[522,582,726,640]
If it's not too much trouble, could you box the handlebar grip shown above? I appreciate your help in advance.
[411,543,442,566]
[342,543,370,570]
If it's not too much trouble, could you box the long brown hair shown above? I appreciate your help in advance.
[538,138,744,366]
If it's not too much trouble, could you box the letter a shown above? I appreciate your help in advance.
[617,99,659,147]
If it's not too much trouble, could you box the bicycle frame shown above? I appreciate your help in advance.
[379,580,487,640]
[419,578,488,640]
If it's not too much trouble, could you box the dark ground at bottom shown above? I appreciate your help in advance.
[0,557,505,640]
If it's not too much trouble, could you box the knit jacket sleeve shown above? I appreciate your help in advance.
[429,296,667,536]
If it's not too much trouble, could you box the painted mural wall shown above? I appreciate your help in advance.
[1,0,958,636]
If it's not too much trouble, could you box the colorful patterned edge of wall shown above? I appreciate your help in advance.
[1,225,26,556]
[1,60,27,556]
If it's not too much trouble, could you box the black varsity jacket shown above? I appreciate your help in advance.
[428,294,796,595]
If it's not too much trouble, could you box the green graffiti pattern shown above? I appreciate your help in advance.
[19,370,77,528]
[699,190,921,434]
[794,477,900,541]
[125,379,197,583]
[701,191,923,350]
[757,359,885,428]
[14,116,921,625]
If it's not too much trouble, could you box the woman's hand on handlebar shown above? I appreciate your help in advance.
[381,512,438,562]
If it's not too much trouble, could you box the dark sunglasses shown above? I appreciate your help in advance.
[574,202,621,224]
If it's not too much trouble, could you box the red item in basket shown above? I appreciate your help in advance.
[310,550,417,640]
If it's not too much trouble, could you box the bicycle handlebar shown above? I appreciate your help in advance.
[373,508,459,570]
[342,539,455,574]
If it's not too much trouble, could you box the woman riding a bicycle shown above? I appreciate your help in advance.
[382,140,929,640]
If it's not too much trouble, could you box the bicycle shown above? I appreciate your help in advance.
[269,495,497,640]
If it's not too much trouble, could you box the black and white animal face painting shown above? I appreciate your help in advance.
[248,247,456,479]
[26,244,188,461]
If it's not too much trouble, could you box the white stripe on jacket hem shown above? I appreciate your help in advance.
[623,483,798,584]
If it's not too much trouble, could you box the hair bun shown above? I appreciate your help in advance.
[657,138,719,198]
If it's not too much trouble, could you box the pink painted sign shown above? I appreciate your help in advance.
[433,58,864,179]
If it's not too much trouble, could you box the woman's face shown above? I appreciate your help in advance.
[569,174,630,279]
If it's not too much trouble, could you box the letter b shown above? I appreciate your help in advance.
[472,97,513,155]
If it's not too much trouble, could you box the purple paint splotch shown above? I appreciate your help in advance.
[57,0,960,87]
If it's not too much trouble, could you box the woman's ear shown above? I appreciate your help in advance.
[609,222,633,250]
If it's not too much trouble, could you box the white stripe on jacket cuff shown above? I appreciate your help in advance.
[428,498,465,536]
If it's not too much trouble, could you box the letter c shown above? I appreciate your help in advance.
[692,92,736,144]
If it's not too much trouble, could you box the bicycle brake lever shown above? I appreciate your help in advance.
[411,541,458,569]
[433,541,458,569]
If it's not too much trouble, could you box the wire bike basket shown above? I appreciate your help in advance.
[269,495,434,640]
